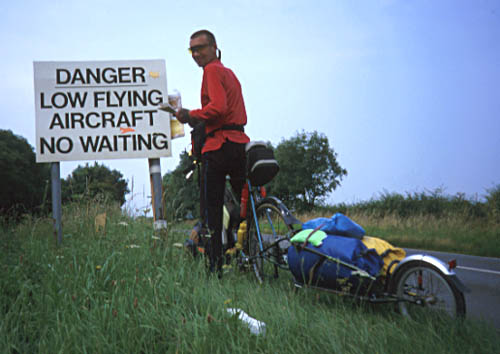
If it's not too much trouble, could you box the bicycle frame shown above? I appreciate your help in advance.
[242,180,299,270]
[237,180,265,262]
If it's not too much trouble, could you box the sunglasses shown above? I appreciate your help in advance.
[188,44,210,54]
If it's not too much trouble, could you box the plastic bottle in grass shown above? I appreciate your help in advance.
[227,308,266,335]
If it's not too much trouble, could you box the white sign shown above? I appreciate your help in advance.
[33,60,171,162]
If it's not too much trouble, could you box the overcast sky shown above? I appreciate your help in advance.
[1,0,499,214]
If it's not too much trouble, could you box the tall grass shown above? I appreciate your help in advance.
[308,189,500,258]
[353,213,499,257]
[1,200,499,353]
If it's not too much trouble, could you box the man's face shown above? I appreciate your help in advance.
[189,34,217,68]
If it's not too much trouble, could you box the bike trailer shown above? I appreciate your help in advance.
[287,231,384,293]
[361,236,406,275]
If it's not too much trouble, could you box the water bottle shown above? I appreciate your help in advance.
[227,308,266,335]
[235,221,247,250]
[240,183,249,218]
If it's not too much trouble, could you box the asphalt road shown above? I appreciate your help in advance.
[405,248,500,329]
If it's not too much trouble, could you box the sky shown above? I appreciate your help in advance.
[1,0,499,215]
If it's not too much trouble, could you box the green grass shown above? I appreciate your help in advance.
[358,214,500,258]
[297,211,500,258]
[306,188,500,258]
[1,202,499,353]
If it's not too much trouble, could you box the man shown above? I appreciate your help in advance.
[176,30,250,276]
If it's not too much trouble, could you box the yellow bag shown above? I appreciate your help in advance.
[361,236,406,274]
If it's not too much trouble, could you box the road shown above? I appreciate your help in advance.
[405,248,500,329]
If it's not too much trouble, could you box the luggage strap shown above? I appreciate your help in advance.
[206,124,245,137]
[302,223,326,248]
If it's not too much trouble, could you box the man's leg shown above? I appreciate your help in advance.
[227,142,247,221]
[202,151,226,275]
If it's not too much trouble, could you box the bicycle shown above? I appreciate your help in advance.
[186,141,468,319]
[235,142,468,319]
[240,187,468,318]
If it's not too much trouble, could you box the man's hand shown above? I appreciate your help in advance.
[175,108,191,124]
[175,108,199,127]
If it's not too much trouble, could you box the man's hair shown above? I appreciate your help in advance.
[190,30,217,46]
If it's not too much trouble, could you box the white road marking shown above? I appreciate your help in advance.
[457,266,500,276]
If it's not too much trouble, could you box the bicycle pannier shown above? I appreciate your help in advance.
[302,213,365,239]
[245,141,279,186]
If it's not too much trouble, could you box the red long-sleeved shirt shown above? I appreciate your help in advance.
[189,59,250,153]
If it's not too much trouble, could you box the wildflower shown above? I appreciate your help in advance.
[96,265,102,270]
[224,299,232,305]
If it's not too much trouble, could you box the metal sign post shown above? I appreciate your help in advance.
[51,162,63,245]
[149,158,167,232]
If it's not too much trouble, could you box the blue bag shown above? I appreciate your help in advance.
[287,234,383,293]
[302,213,365,239]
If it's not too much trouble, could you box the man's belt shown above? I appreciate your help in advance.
[206,125,245,137]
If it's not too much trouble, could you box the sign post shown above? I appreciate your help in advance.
[149,158,167,231]
[51,162,63,245]
[34,60,172,242]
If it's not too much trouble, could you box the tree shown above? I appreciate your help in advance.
[162,151,200,221]
[62,162,129,206]
[269,131,347,211]
[0,129,51,220]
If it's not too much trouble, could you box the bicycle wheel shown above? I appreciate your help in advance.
[393,261,466,319]
[247,200,293,283]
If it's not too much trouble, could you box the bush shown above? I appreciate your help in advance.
[485,184,500,223]
[62,162,129,206]
[323,188,488,221]
[162,151,200,222]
